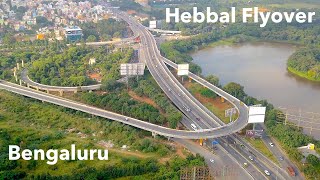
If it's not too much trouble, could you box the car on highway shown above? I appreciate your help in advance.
[264,170,271,176]
[210,159,214,163]
[249,156,254,161]
[191,123,198,131]
[269,143,274,147]
[243,162,248,168]
[279,156,284,161]
[196,117,200,121]
[125,117,129,121]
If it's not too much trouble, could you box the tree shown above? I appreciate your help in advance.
[306,154,320,166]
[223,82,246,100]
[206,75,219,86]
[36,16,53,27]
[86,35,97,42]
[113,32,121,38]
[102,79,123,91]
[2,33,16,45]
[101,34,112,41]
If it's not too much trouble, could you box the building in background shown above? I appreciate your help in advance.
[64,26,83,42]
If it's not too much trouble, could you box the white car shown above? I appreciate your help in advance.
[191,123,198,131]
[210,159,214,163]
[249,156,254,161]
[264,170,271,176]
[269,143,274,147]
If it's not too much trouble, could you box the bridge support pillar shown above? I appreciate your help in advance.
[15,76,18,82]
[46,90,50,94]
[36,86,39,91]
[27,83,30,88]
[189,77,192,82]
[19,79,22,86]
[152,132,157,138]
[74,90,78,94]
[59,90,63,96]
[16,63,20,70]
[89,90,92,93]
[22,60,24,68]
[221,97,225,103]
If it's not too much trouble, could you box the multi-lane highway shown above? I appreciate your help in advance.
[6,8,250,139]
[0,6,301,179]
[111,9,299,180]
[114,8,249,130]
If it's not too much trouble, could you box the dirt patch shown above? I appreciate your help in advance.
[175,144,187,159]
[184,81,232,111]
[158,141,188,164]
[87,72,102,82]
[128,91,165,114]
[197,92,230,110]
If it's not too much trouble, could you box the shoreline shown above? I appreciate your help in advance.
[189,37,320,83]
[287,67,320,82]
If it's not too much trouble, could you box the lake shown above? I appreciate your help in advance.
[191,42,320,138]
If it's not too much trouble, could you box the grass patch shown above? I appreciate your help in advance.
[245,138,278,164]
[288,67,320,82]
[183,81,238,124]
[0,90,191,178]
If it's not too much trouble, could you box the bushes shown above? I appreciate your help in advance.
[131,76,183,128]
[28,46,133,87]
[81,19,129,41]
[306,154,320,166]
[200,88,217,98]
[80,91,165,125]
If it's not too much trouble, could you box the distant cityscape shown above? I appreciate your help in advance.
[0,0,113,41]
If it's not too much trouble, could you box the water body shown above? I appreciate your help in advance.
[191,42,320,113]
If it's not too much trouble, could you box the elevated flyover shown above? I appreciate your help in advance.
[0,81,245,139]
[20,69,101,92]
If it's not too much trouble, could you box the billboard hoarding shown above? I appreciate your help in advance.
[177,64,189,76]
[248,106,266,123]
[149,21,157,29]
[120,63,145,76]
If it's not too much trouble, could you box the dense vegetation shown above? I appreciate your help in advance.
[0,39,182,127]
[76,73,182,129]
[288,48,320,81]
[130,75,183,128]
[80,19,131,42]
[0,90,204,179]
[28,46,133,86]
